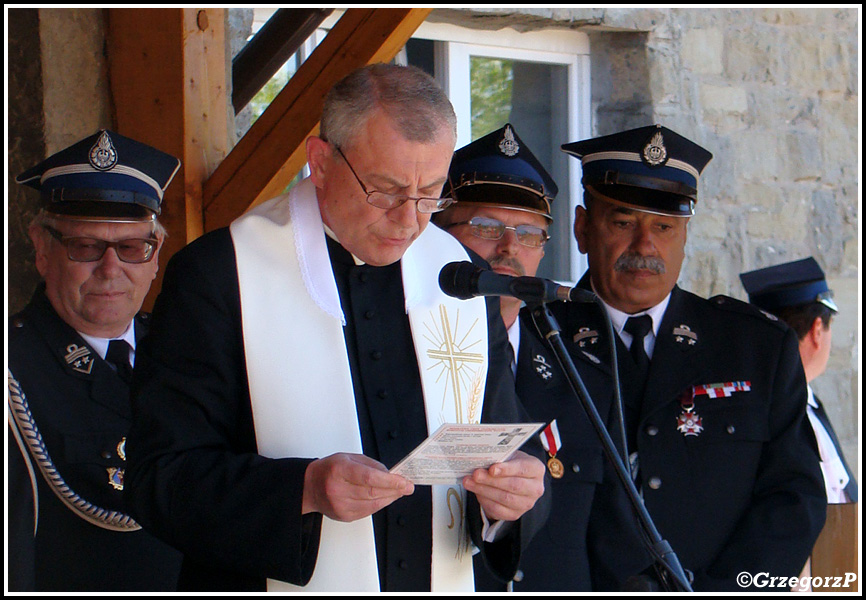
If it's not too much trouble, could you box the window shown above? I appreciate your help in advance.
[406,20,591,283]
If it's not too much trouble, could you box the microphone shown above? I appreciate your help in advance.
[439,261,597,304]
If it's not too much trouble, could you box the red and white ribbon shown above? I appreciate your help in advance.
[539,420,562,456]
[693,381,751,398]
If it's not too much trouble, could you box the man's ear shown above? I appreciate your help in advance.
[306,136,332,188]
[28,223,50,278]
[804,316,824,350]
[573,205,589,255]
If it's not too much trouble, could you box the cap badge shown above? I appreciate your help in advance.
[64,343,94,375]
[88,131,118,171]
[642,130,668,167]
[499,125,520,157]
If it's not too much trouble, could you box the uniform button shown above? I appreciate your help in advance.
[377,389,388,399]
[572,464,580,473]
[358,272,369,282]
[397,516,406,526]
[13,319,24,328]
[648,476,662,490]
[101,451,112,459]
[364,310,375,319]
[513,569,524,582]
[371,350,382,360]
[727,424,736,434]
[399,560,408,570]
[646,425,659,436]
[388,430,399,440]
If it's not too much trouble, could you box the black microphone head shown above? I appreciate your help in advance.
[439,261,481,300]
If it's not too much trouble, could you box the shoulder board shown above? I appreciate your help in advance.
[707,294,789,329]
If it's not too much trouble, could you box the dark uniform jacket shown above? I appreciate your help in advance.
[547,277,827,591]
[475,306,651,591]
[7,285,182,591]
[124,227,549,592]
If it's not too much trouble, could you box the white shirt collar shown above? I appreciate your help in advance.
[591,281,672,358]
[323,223,366,266]
[78,321,137,363]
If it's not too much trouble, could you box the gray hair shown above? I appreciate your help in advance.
[320,63,457,151]
[30,209,168,239]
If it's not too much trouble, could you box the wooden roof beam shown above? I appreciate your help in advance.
[202,8,432,232]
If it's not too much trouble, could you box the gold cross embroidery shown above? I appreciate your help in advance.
[424,305,484,422]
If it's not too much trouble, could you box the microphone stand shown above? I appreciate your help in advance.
[527,300,693,592]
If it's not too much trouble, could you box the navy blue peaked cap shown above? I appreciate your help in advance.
[16,130,181,221]
[740,257,838,313]
[562,124,713,217]
[445,123,558,219]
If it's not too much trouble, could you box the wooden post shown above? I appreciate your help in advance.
[105,8,229,308]
[810,503,859,592]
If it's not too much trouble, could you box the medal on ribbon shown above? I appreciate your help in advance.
[676,390,704,436]
[539,420,564,478]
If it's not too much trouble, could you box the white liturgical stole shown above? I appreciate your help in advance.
[230,178,489,592]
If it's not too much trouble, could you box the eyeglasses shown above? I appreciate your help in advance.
[445,216,550,248]
[43,225,159,263]
[334,145,455,214]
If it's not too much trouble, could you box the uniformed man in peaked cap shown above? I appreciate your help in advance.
[741,257,856,505]
[435,124,648,591]
[548,125,826,590]
[8,130,183,591]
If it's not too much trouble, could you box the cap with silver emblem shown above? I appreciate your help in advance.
[561,124,713,217]
[16,129,181,222]
[445,123,558,220]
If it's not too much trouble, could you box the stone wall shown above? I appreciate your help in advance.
[433,6,860,471]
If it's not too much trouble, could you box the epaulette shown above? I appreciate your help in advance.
[708,294,789,330]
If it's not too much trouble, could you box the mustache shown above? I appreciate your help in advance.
[486,255,526,277]
[614,253,666,274]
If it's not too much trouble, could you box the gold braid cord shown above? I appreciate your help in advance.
[7,370,141,532]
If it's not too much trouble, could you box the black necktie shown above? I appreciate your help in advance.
[812,396,858,502]
[106,340,133,384]
[624,315,653,390]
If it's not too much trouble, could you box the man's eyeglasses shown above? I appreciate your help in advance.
[334,146,455,214]
[445,216,550,248]
[43,225,159,263]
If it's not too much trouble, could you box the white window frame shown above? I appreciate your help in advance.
[413,21,592,283]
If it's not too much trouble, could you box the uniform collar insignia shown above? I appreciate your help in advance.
[64,342,94,375]
[499,125,520,157]
[533,353,554,380]
[673,324,698,346]
[573,326,600,348]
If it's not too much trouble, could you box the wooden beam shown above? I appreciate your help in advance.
[232,8,334,113]
[106,8,229,308]
[203,8,432,232]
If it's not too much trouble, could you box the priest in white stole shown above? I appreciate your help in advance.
[125,64,549,592]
